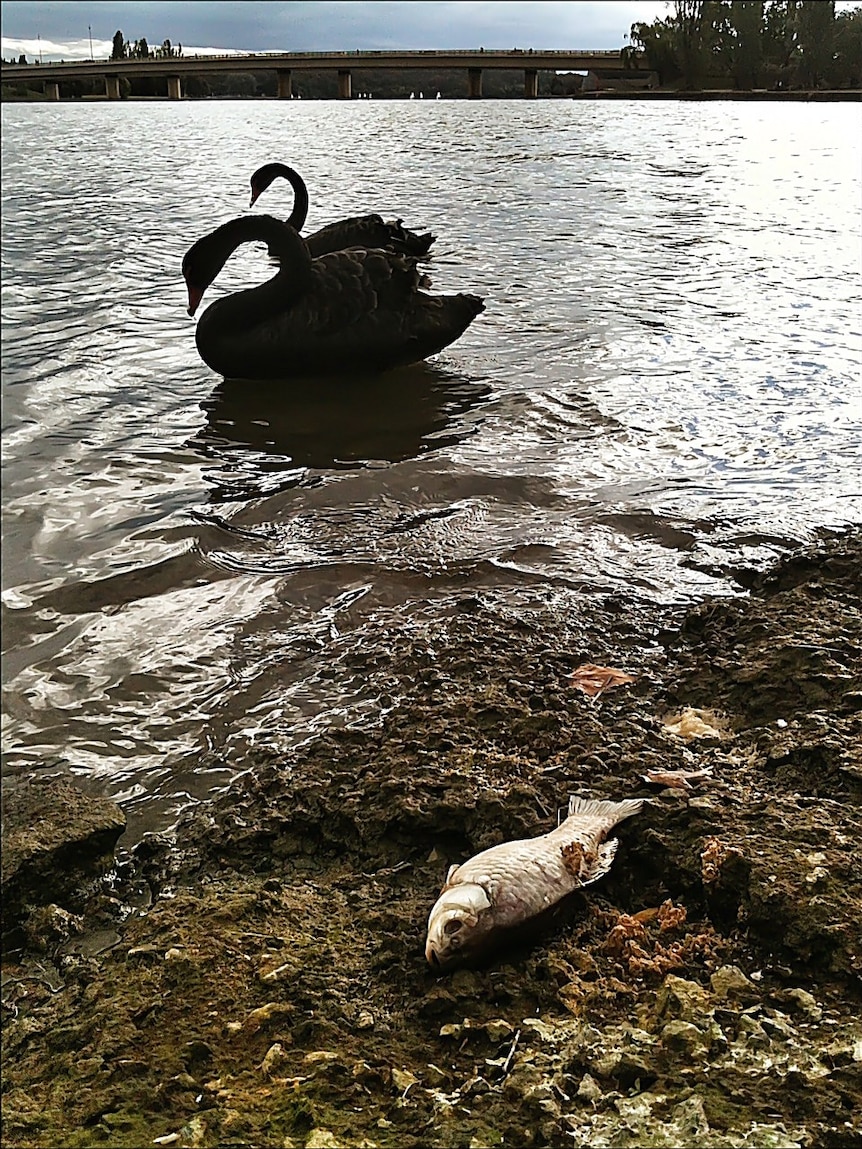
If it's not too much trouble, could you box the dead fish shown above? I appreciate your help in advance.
[425,795,644,969]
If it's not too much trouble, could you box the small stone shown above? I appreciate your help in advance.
[577,1073,603,1102]
[671,1095,710,1138]
[737,1015,770,1047]
[654,975,713,1024]
[391,1067,418,1093]
[615,1094,657,1121]
[761,1011,795,1039]
[243,1002,293,1033]
[521,1017,558,1043]
[355,1010,375,1030]
[485,1018,515,1042]
[425,1063,450,1087]
[783,988,823,1021]
[661,1019,710,1055]
[306,1132,340,1149]
[260,1043,289,1078]
[710,965,756,1001]
[179,1115,207,1148]
[590,1052,623,1079]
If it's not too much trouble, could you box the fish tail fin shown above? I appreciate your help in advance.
[581,839,619,886]
[566,796,644,828]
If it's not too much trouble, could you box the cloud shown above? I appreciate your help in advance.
[1,1,672,60]
[1,34,250,62]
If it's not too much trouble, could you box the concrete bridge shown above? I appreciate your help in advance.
[0,48,640,101]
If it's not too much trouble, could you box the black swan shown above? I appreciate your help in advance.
[182,215,484,379]
[249,162,435,259]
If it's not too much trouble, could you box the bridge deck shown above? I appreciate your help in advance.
[1,48,634,84]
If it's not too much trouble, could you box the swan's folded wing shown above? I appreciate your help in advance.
[305,214,435,259]
[303,249,428,334]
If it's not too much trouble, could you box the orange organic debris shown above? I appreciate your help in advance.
[701,836,743,884]
[569,664,636,699]
[642,766,714,791]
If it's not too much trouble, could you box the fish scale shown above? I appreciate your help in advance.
[425,795,643,969]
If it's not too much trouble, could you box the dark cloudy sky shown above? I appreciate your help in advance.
[2,1,673,60]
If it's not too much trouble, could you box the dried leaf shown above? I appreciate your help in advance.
[642,766,714,790]
[569,664,636,699]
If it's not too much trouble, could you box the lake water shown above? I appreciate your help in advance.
[2,98,860,841]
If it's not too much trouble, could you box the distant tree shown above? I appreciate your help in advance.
[673,0,710,87]
[111,30,126,60]
[726,1,765,88]
[630,0,855,89]
[830,5,862,87]
[795,0,836,87]
[132,37,150,59]
[628,19,683,84]
[17,53,27,64]
[762,1,801,86]
[153,38,182,59]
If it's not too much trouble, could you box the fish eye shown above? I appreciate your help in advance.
[444,919,463,936]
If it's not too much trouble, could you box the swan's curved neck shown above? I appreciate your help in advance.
[188,215,312,329]
[256,163,309,232]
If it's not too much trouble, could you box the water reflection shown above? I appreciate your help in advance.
[188,364,491,500]
[3,100,860,841]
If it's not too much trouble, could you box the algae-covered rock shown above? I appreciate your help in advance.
[1,777,125,935]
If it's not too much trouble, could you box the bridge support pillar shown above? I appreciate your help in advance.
[524,68,538,98]
[277,69,292,98]
[105,75,121,100]
[337,69,352,99]
[167,74,183,100]
[45,81,60,101]
[468,67,483,98]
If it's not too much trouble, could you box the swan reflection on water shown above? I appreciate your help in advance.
[187,363,491,501]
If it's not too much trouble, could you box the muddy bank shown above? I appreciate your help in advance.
[2,530,861,1148]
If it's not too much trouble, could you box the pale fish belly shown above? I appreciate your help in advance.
[425,796,644,969]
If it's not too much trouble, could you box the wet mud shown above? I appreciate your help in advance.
[2,530,860,1148]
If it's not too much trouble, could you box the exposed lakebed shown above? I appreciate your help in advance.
[3,530,860,1148]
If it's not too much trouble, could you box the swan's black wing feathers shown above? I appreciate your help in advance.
[305,215,435,259]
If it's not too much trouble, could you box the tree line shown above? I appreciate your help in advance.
[626,0,862,88]
[110,30,182,61]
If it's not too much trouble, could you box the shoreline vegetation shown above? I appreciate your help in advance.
[2,528,860,1147]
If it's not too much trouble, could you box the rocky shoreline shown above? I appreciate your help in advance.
[2,530,861,1148]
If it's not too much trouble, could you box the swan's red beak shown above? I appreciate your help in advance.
[249,186,261,207]
[186,284,205,317]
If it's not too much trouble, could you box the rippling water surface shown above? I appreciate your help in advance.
[2,99,860,838]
